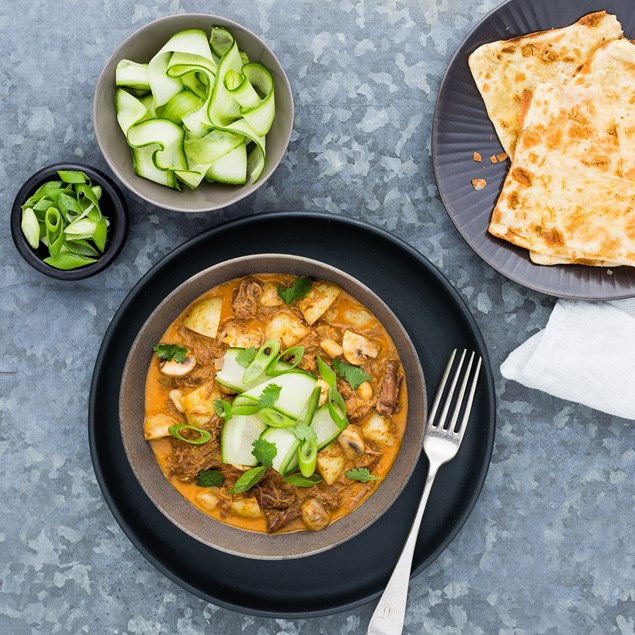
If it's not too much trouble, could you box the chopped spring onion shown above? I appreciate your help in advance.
[266,346,304,377]
[242,339,280,384]
[20,170,108,270]
[229,465,267,494]
[168,423,212,445]
[114,26,276,190]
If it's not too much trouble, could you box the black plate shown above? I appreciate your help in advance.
[89,212,496,617]
[432,0,635,300]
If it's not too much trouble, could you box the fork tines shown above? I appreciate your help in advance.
[428,349,482,434]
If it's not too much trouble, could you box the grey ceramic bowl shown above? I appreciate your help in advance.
[93,14,294,212]
[119,254,426,559]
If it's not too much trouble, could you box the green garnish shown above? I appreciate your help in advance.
[292,422,317,444]
[251,438,277,467]
[20,169,109,270]
[258,383,281,408]
[168,423,211,445]
[213,398,233,420]
[317,357,348,430]
[333,359,373,390]
[242,340,280,384]
[277,277,312,304]
[283,473,323,487]
[235,346,258,367]
[258,408,295,428]
[196,469,224,488]
[230,465,267,494]
[266,345,305,377]
[153,343,188,363]
[345,468,383,483]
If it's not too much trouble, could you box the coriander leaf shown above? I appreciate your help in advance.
[251,438,277,467]
[258,383,281,408]
[236,346,258,367]
[345,468,383,483]
[230,465,267,494]
[283,473,323,487]
[213,398,233,420]
[153,343,188,363]
[277,277,312,304]
[333,358,373,390]
[293,422,317,444]
[196,469,224,488]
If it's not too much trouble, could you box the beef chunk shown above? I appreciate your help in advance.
[264,507,302,533]
[253,469,300,532]
[376,359,402,416]
[176,325,223,366]
[232,278,263,319]
[169,419,222,482]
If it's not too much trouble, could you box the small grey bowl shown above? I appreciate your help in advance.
[93,14,294,213]
[119,254,426,559]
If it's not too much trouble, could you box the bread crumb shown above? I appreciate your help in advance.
[489,155,498,164]
[607,269,614,275]
[473,152,482,162]
[497,152,508,162]
[471,178,487,190]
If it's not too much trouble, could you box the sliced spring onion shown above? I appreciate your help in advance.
[242,339,281,384]
[168,423,212,445]
[297,436,318,478]
[21,208,40,249]
[267,346,304,377]
[20,170,110,270]
[259,407,296,428]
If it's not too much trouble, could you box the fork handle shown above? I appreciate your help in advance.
[367,461,441,635]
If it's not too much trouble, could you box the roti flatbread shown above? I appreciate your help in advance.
[489,39,635,267]
[468,11,622,157]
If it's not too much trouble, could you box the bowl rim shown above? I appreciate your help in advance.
[92,13,295,213]
[119,253,427,559]
[10,162,129,281]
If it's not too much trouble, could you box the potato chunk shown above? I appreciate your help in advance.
[265,311,310,347]
[316,444,345,485]
[182,381,220,426]
[361,412,395,447]
[259,281,284,307]
[298,281,341,325]
[182,297,223,338]
[230,497,262,518]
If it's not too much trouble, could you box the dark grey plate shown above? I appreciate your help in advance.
[89,211,495,617]
[432,0,635,300]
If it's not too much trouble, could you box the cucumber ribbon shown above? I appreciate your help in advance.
[115,26,276,190]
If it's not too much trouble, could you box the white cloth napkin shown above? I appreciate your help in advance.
[501,299,635,420]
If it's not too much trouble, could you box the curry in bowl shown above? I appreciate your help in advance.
[144,273,407,534]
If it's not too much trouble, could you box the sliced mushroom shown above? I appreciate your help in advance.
[144,413,179,440]
[342,331,379,366]
[301,498,330,531]
[159,354,197,378]
[337,424,365,458]
[169,389,184,412]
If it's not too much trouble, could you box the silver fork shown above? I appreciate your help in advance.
[367,349,482,635]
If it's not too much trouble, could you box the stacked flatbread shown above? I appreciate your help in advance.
[469,12,635,267]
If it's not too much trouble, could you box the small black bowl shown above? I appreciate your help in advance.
[11,162,129,280]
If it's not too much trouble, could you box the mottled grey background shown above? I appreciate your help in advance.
[1,0,633,633]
